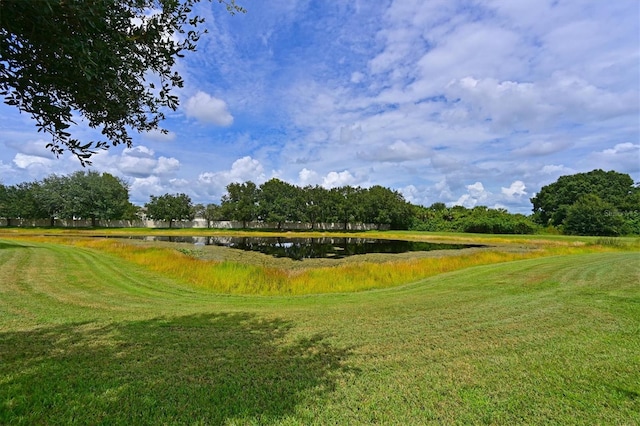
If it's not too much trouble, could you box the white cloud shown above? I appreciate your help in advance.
[198,156,266,197]
[416,23,523,90]
[399,184,420,204]
[184,91,234,126]
[12,153,54,170]
[154,157,181,175]
[112,146,181,178]
[452,181,490,208]
[129,176,164,202]
[298,168,319,186]
[601,142,639,156]
[430,153,465,173]
[445,75,637,131]
[467,182,487,198]
[118,150,158,177]
[322,170,356,188]
[6,139,57,159]
[168,178,190,189]
[226,156,265,182]
[434,178,454,200]
[501,180,527,199]
[588,143,640,173]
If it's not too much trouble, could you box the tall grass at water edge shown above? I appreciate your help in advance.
[6,235,634,295]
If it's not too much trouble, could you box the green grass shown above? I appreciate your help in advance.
[0,234,639,424]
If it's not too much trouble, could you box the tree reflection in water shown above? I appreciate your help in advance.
[145,236,483,261]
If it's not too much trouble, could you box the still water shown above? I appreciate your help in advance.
[136,236,483,260]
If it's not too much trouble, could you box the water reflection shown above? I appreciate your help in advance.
[137,236,483,260]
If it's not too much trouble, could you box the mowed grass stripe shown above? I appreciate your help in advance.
[0,239,231,326]
[300,253,640,424]
[0,238,638,424]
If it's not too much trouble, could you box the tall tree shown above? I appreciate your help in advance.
[363,185,412,229]
[301,185,331,228]
[531,169,636,227]
[0,183,8,222]
[220,181,258,228]
[62,171,131,226]
[1,182,46,224]
[200,203,223,228]
[563,194,626,236]
[331,186,366,230]
[0,0,244,163]
[34,174,69,226]
[258,178,302,229]
[145,193,194,228]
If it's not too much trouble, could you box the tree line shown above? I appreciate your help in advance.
[1,170,637,235]
[146,179,415,230]
[218,180,414,230]
[0,175,414,230]
[0,171,135,226]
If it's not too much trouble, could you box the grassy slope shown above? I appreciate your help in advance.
[0,238,638,424]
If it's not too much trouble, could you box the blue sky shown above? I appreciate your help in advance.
[1,0,638,213]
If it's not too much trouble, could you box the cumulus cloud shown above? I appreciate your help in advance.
[467,182,487,198]
[128,176,164,202]
[198,156,266,196]
[226,156,265,182]
[184,91,234,126]
[168,178,190,189]
[119,151,156,177]
[452,181,490,208]
[434,178,455,200]
[501,180,527,199]
[298,168,319,186]
[12,153,54,170]
[5,139,81,179]
[154,157,181,175]
[600,142,639,156]
[116,146,181,178]
[322,170,356,188]
[399,184,421,204]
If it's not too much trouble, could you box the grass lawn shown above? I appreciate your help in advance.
[0,232,638,424]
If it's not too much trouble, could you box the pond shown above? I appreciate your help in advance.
[134,236,484,260]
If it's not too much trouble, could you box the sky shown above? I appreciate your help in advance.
[1,0,638,214]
